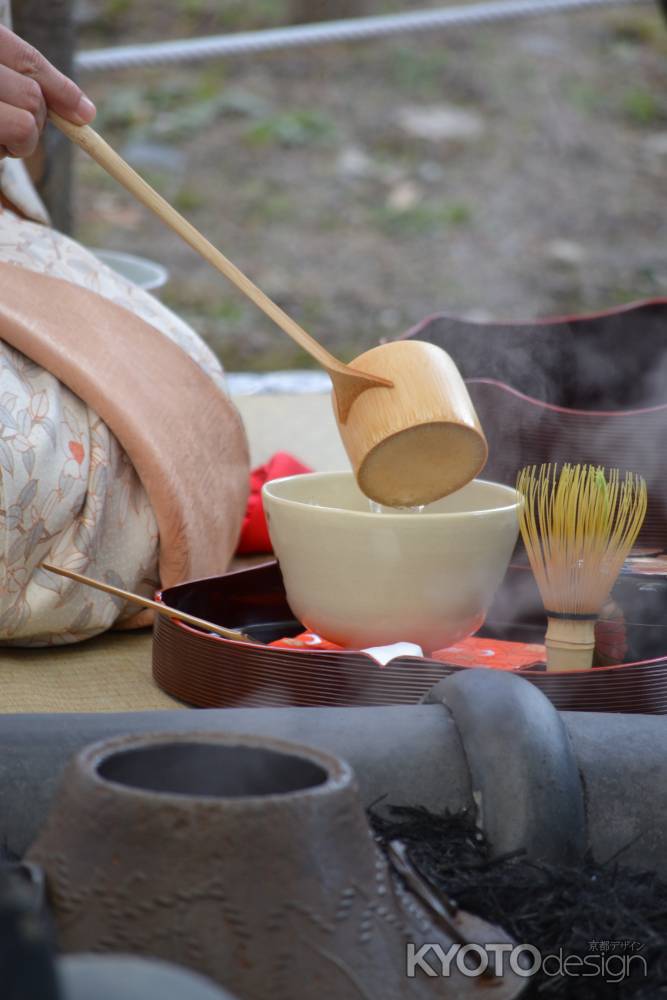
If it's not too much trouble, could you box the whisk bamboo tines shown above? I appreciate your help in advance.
[516,463,647,672]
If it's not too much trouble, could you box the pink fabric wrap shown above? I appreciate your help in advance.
[0,261,249,588]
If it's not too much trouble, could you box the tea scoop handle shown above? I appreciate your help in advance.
[40,562,255,644]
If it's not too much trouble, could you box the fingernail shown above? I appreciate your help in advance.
[75,95,96,123]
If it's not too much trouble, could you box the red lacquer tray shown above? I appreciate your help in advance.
[153,560,667,714]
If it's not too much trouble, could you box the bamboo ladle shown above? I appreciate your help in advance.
[49,110,388,422]
[50,112,487,507]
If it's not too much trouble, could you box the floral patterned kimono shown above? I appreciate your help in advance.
[0,3,249,645]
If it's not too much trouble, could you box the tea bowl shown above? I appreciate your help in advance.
[262,472,522,653]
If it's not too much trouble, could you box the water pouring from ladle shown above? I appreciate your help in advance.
[50,112,487,507]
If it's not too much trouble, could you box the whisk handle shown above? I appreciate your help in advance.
[545,617,596,672]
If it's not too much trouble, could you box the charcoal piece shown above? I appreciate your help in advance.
[372,805,667,999]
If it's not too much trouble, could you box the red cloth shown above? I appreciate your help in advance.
[269,631,343,651]
[269,630,547,670]
[236,452,312,555]
[431,635,546,670]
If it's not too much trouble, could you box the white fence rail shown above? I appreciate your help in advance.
[75,0,654,72]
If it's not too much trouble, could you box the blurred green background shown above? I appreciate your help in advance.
[73,1,666,370]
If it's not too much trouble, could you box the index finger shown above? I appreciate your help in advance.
[0,25,95,125]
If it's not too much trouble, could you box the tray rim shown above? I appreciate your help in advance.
[155,560,667,678]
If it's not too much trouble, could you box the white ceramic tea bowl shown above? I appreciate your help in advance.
[262,472,522,654]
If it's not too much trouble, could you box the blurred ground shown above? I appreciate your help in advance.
[74,0,666,370]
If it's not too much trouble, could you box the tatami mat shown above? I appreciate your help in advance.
[0,631,181,714]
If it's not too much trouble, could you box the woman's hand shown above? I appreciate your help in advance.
[0,24,96,159]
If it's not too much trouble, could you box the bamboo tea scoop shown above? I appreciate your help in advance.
[50,112,487,507]
[41,563,256,644]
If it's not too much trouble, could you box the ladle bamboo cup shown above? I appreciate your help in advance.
[338,340,487,506]
[41,563,255,643]
[50,112,487,506]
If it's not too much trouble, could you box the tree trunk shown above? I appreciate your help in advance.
[289,0,365,23]
[12,0,74,233]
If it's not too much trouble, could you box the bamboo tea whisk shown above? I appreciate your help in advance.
[517,464,647,672]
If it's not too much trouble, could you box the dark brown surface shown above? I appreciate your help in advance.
[407,299,667,549]
[406,299,667,409]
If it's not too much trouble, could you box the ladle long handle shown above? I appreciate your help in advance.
[48,111,345,375]
[41,562,255,644]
